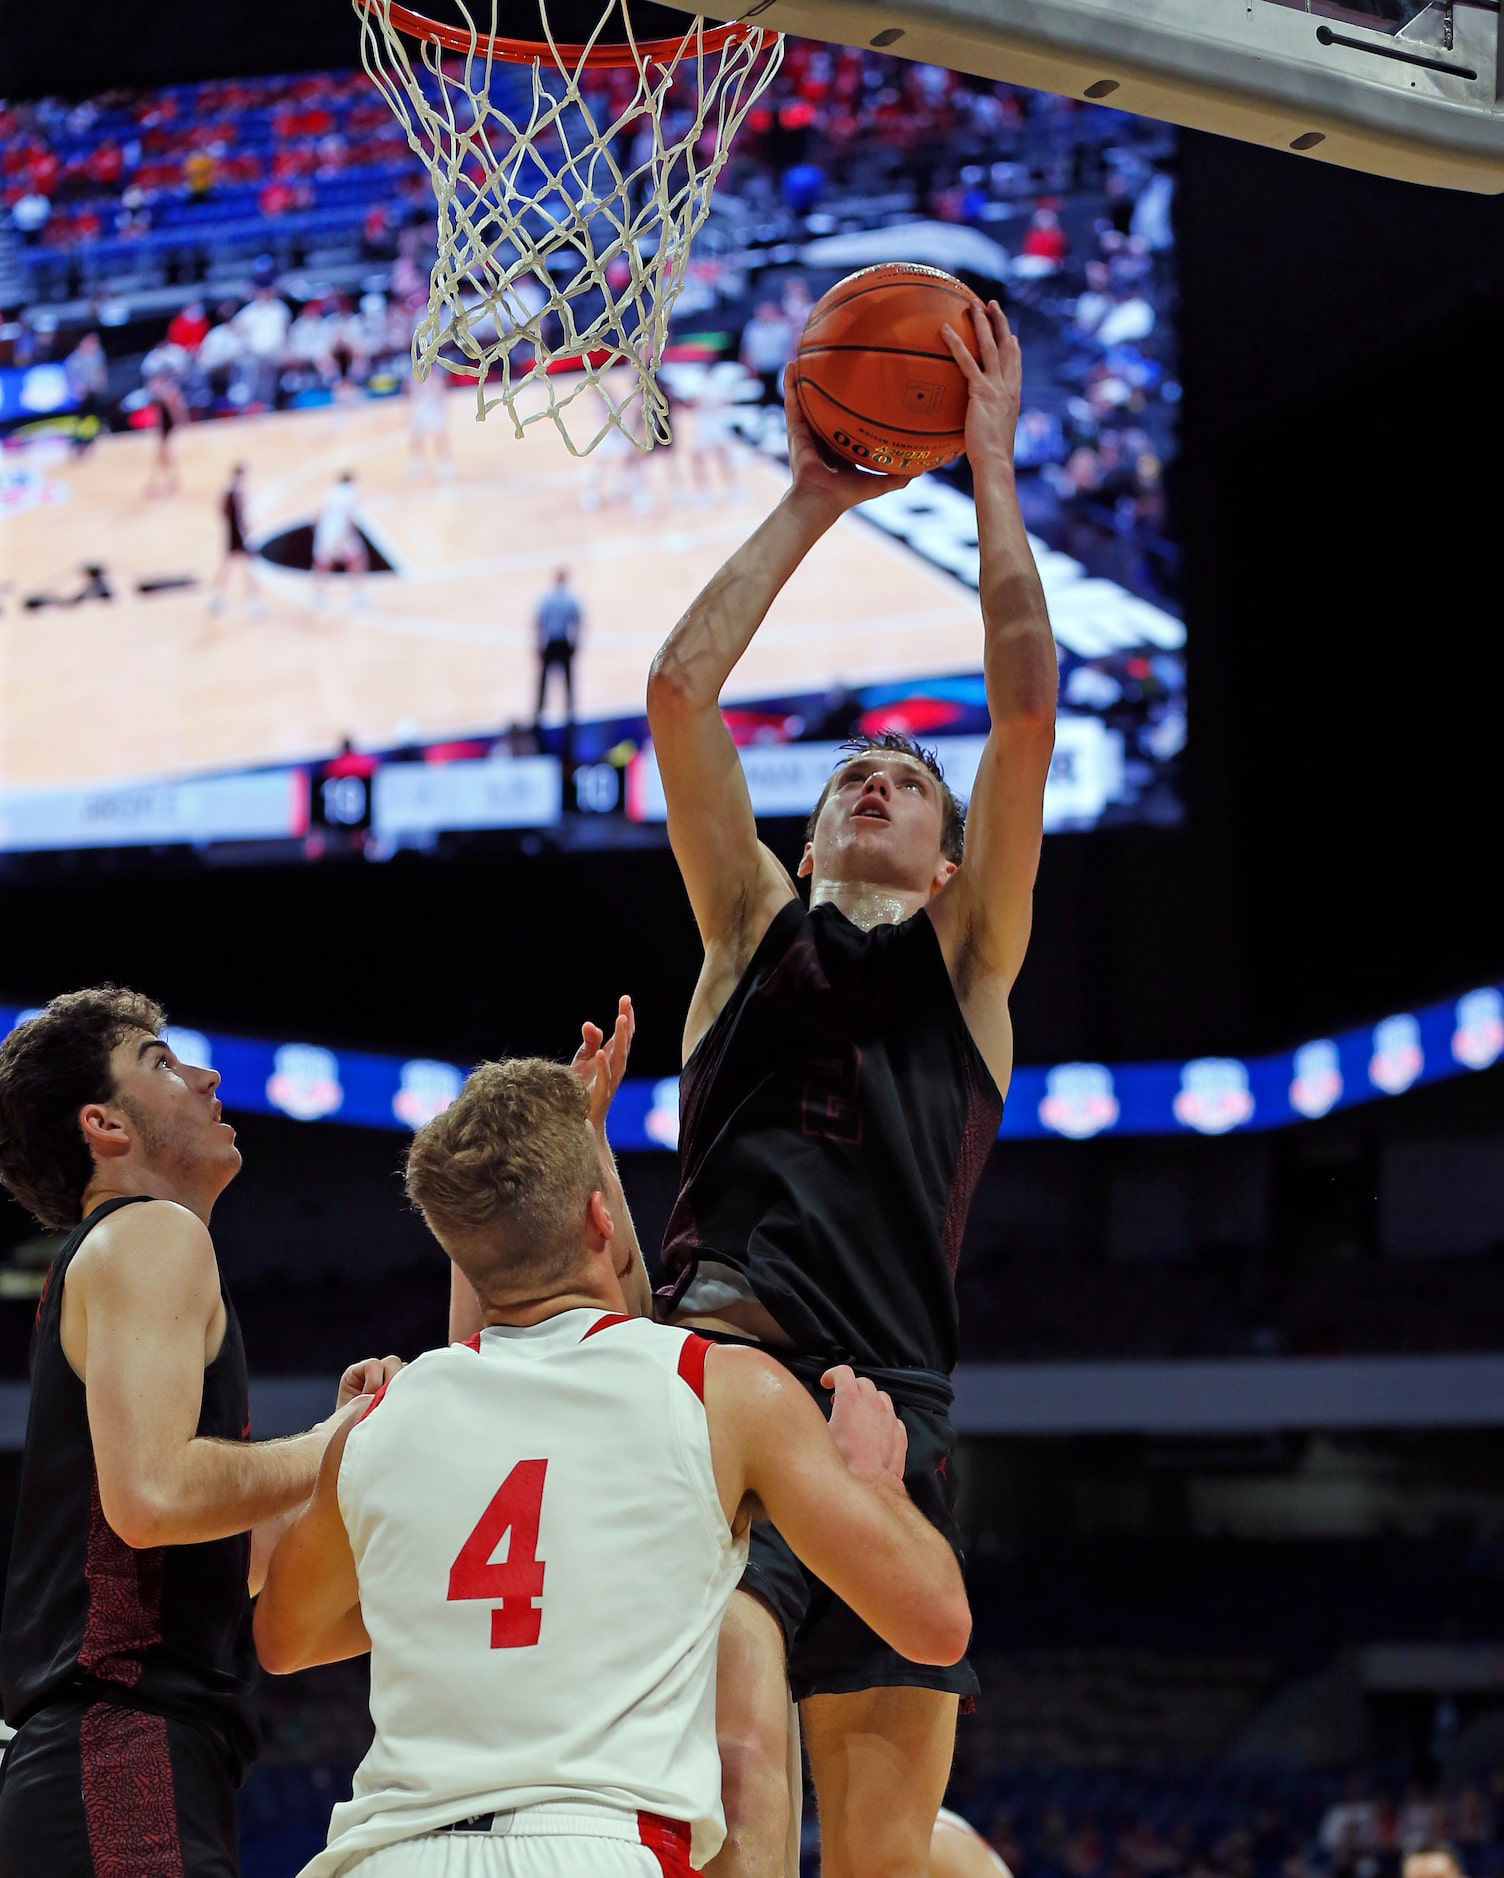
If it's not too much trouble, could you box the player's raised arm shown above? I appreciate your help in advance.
[79,1202,381,1549]
[254,1411,369,1673]
[932,303,1058,1001]
[646,379,909,982]
[705,1348,971,1667]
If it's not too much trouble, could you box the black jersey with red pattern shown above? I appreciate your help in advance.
[659,899,1002,1375]
[1,1196,259,1777]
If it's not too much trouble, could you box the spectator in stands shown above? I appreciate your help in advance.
[1072,259,1114,342]
[353,292,394,374]
[232,280,291,409]
[1400,1788,1448,1853]
[740,297,796,405]
[10,188,50,244]
[64,331,108,454]
[287,298,336,384]
[183,147,217,200]
[1021,205,1067,268]
[196,301,244,407]
[1321,1782,1383,1869]
[782,274,814,334]
[166,299,210,354]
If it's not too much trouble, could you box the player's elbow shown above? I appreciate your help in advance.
[646,650,710,719]
[252,1603,307,1676]
[100,1478,175,1551]
[901,1585,973,1667]
[993,697,1057,745]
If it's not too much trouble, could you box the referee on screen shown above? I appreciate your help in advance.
[534,568,583,726]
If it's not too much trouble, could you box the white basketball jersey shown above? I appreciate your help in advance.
[301,1311,746,1878]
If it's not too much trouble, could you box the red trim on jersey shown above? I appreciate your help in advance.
[637,1811,694,1875]
[580,1311,630,1341]
[357,1381,389,1423]
[81,1700,184,1876]
[676,1333,711,1403]
[462,1332,483,1352]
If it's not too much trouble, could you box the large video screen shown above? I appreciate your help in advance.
[0,50,1181,865]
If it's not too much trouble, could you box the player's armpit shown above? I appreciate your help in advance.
[704,1349,971,1667]
[255,1418,369,1674]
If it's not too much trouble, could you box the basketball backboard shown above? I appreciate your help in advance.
[707,0,1504,193]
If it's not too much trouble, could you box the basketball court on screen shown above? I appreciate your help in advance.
[0,383,986,794]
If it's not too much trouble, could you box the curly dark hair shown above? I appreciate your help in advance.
[805,731,966,865]
[0,986,166,1231]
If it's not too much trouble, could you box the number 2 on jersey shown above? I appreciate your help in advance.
[447,1459,548,1648]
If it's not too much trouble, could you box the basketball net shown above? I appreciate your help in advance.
[355,0,783,454]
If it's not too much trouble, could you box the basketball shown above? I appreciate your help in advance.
[793,263,987,477]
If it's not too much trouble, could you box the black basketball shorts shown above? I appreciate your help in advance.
[738,1359,979,1704]
[0,1696,239,1877]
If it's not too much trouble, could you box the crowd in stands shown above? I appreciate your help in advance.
[3,46,1177,607]
[0,75,423,255]
[948,1770,1504,1878]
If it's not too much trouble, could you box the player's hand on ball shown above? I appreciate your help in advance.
[335,1354,403,1413]
[941,300,1022,476]
[822,1364,909,1485]
[783,370,911,517]
[570,994,635,1134]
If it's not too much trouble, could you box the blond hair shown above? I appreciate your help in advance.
[404,1058,599,1300]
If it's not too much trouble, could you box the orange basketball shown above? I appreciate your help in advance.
[793,263,986,476]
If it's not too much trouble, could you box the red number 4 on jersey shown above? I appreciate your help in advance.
[447,1459,548,1648]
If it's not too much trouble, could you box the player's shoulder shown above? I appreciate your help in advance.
[70,1198,215,1298]
[699,1342,804,1422]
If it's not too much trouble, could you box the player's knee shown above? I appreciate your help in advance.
[718,1713,789,1827]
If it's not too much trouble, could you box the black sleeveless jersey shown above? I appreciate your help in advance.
[660,899,1003,1374]
[0,1196,260,1776]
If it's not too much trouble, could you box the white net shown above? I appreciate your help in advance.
[355,0,783,454]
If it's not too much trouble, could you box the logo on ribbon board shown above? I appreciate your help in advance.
[1038,1062,1119,1138]
[267,1044,343,1121]
[1289,1039,1342,1119]
[393,1059,462,1130]
[1452,989,1504,1072]
[1173,1058,1254,1135]
[1369,1014,1422,1095]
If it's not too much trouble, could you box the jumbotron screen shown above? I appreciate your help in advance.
[0,49,1181,864]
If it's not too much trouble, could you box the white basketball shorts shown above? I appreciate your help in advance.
[339,1805,693,1878]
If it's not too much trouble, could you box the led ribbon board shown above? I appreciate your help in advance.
[2,983,1498,1145]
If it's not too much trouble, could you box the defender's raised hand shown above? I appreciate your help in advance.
[941,299,1023,478]
[822,1364,909,1486]
[570,994,635,1133]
